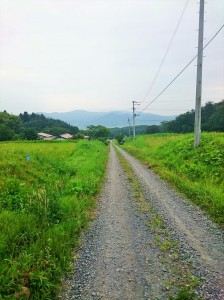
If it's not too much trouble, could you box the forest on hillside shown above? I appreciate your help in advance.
[145,101,224,134]
[0,111,79,141]
[0,101,223,141]
[110,125,147,138]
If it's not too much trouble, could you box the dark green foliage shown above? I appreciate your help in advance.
[0,111,79,141]
[145,125,161,134]
[115,134,125,144]
[86,125,110,139]
[22,128,38,140]
[110,125,147,138]
[202,101,224,131]
[0,124,15,141]
[147,100,224,134]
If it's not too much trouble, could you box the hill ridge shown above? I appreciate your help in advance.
[41,110,175,129]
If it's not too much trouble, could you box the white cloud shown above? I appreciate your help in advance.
[0,0,223,115]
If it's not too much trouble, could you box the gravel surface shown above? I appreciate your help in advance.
[117,145,224,299]
[61,143,224,300]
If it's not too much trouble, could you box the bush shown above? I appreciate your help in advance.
[115,134,125,144]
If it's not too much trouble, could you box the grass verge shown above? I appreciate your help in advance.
[121,132,224,225]
[0,140,109,299]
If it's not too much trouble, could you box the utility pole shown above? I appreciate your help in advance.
[132,101,140,139]
[194,0,204,148]
[128,118,131,137]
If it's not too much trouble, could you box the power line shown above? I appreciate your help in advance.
[136,116,171,122]
[141,0,190,103]
[140,56,197,112]
[140,24,224,113]
[143,109,192,112]
[135,119,174,122]
[152,99,214,103]
[155,100,194,102]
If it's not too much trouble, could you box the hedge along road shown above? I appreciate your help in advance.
[61,143,224,300]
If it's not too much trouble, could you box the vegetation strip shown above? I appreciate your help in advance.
[121,132,224,225]
[115,146,203,299]
[0,140,109,299]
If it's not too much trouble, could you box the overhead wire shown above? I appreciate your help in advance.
[155,100,194,102]
[141,0,190,104]
[140,24,224,113]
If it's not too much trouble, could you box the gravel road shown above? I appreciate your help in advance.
[61,143,224,300]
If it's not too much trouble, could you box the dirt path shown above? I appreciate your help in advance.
[116,145,224,299]
[61,144,224,300]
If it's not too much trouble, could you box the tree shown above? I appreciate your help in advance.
[95,125,110,138]
[23,128,38,140]
[201,101,215,127]
[0,111,80,141]
[19,112,30,122]
[205,101,224,131]
[0,124,14,141]
[86,125,110,139]
[159,101,223,133]
[145,125,160,134]
[115,134,125,144]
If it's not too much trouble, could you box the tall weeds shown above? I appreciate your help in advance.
[0,140,108,299]
[122,133,224,225]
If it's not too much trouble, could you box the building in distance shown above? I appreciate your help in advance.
[37,132,57,140]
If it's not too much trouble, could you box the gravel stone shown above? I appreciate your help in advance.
[61,143,224,300]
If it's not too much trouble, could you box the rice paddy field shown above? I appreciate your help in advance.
[0,140,109,299]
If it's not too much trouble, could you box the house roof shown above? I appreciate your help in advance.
[38,132,54,138]
[37,132,56,140]
[60,133,73,139]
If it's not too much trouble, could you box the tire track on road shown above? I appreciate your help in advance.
[116,144,224,298]
[61,143,224,300]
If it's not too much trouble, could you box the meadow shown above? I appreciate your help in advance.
[122,132,224,225]
[0,140,109,299]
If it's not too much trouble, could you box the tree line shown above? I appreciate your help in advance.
[110,125,147,138]
[0,111,79,141]
[145,101,224,134]
[0,111,111,142]
[1,101,222,141]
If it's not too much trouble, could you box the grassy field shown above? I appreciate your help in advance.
[0,140,109,299]
[121,133,224,225]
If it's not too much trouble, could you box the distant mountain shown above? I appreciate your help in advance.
[41,110,175,129]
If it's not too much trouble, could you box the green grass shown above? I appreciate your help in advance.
[169,287,199,300]
[121,132,224,225]
[0,140,109,299]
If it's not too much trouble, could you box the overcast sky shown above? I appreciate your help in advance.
[0,0,223,117]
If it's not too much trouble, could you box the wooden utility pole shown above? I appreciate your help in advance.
[194,0,204,148]
[128,118,131,137]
